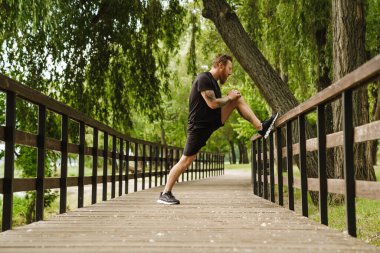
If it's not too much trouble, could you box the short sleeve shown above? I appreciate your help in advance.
[196,73,214,92]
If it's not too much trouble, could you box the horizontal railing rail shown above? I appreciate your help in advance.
[251,54,380,237]
[0,74,225,231]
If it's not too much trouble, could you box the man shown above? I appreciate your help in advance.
[157,54,278,205]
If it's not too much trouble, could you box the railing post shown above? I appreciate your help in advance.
[276,128,283,206]
[317,105,328,225]
[92,127,98,204]
[134,142,138,192]
[111,135,116,198]
[257,138,262,197]
[212,154,215,177]
[209,153,212,178]
[36,104,46,221]
[36,106,46,218]
[194,154,198,180]
[286,121,294,211]
[149,145,153,188]
[78,121,85,207]
[102,132,108,201]
[298,114,308,217]
[263,137,268,200]
[142,144,146,190]
[60,115,69,212]
[276,128,284,206]
[204,152,206,179]
[343,90,356,237]
[269,133,275,203]
[206,153,209,178]
[155,145,159,187]
[252,140,257,195]
[160,146,164,186]
[211,153,214,178]
[2,91,16,231]
[119,138,123,196]
[125,140,130,194]
[165,147,169,183]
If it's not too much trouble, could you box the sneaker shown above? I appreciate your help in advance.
[157,191,180,205]
[258,113,279,139]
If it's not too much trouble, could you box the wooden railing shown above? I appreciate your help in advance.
[251,54,380,237]
[0,74,225,231]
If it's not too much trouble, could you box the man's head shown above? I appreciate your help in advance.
[212,54,233,84]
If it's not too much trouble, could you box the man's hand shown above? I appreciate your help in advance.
[201,89,242,109]
[227,90,241,101]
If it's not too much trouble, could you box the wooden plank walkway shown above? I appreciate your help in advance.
[0,171,378,253]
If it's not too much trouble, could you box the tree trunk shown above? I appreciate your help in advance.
[202,0,296,114]
[237,140,249,164]
[160,122,167,146]
[202,0,320,184]
[315,22,335,179]
[242,142,249,163]
[332,0,376,181]
[238,141,243,164]
[229,140,236,164]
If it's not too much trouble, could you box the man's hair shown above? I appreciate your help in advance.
[212,54,233,68]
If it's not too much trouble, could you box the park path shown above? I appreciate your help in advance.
[0,170,378,252]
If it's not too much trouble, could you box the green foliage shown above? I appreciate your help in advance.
[0,0,186,133]
[365,0,380,57]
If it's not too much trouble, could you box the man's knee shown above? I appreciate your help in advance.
[180,155,196,168]
[236,95,246,104]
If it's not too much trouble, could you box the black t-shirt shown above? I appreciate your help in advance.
[188,72,222,130]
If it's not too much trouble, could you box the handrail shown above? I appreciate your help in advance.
[0,74,225,231]
[251,54,380,237]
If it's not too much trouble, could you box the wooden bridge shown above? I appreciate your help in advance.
[0,170,377,252]
[0,55,379,252]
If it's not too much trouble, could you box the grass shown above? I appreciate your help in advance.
[224,163,251,171]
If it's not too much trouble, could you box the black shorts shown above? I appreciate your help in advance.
[183,127,216,156]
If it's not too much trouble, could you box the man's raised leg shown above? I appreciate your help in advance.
[221,96,261,129]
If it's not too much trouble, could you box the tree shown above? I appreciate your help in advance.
[201,0,321,185]
[0,0,186,133]
[332,0,376,181]
[201,0,378,183]
[0,0,187,223]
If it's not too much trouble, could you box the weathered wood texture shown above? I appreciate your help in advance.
[0,171,377,253]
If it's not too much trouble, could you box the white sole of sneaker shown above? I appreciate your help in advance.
[156,199,179,205]
[264,113,279,139]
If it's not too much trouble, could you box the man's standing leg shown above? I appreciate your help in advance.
[157,154,197,205]
[164,154,197,192]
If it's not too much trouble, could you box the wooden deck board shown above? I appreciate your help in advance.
[0,171,378,252]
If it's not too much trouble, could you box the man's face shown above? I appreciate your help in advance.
[219,60,232,84]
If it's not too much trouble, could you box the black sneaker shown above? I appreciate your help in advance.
[258,113,279,139]
[157,191,180,205]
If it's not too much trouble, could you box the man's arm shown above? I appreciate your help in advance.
[201,90,240,109]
